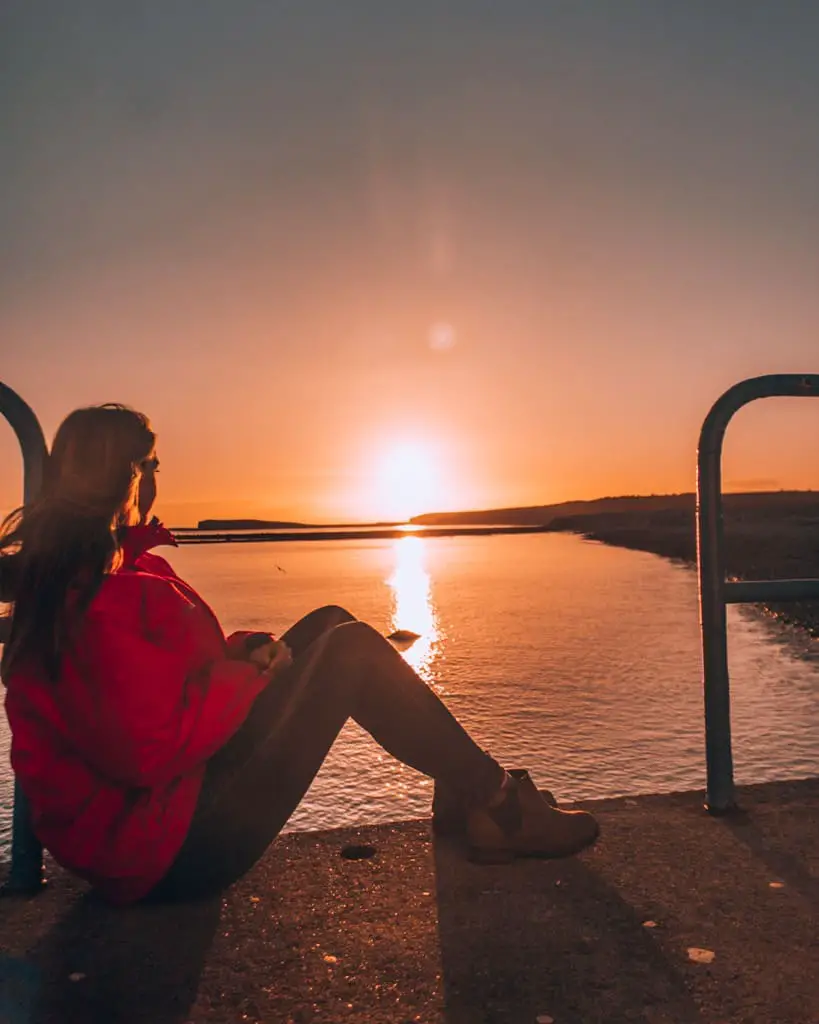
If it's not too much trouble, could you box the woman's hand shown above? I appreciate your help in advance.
[251,639,293,679]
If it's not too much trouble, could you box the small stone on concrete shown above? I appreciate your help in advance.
[340,844,377,860]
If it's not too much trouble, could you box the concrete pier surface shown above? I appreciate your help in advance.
[1,778,817,1024]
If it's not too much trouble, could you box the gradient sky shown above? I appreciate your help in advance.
[2,1,818,524]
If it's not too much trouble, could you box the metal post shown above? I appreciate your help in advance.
[697,399,734,813]
[697,374,818,813]
[0,381,48,894]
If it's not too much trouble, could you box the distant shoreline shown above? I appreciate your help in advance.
[174,524,551,545]
[181,519,403,532]
[543,493,819,636]
[178,490,817,533]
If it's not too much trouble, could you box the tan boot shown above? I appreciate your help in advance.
[432,768,556,837]
[466,770,599,864]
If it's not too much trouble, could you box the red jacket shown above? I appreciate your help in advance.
[3,523,270,904]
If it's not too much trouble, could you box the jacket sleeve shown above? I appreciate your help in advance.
[61,578,270,788]
[224,630,276,659]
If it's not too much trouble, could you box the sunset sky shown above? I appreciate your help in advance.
[2,2,818,525]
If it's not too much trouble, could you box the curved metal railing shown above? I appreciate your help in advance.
[697,373,819,812]
[0,381,48,893]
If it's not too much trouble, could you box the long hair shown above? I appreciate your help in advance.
[0,404,156,681]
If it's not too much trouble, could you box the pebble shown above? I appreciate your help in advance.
[340,844,377,860]
[687,947,716,964]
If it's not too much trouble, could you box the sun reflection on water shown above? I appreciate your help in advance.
[387,536,439,678]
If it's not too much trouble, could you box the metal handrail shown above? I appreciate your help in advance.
[697,373,819,813]
[0,381,48,894]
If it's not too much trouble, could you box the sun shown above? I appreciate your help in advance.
[376,442,439,522]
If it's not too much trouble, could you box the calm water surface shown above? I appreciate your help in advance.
[1,533,818,850]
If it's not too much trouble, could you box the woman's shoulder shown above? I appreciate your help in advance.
[88,569,196,624]
[134,551,180,581]
[75,571,211,655]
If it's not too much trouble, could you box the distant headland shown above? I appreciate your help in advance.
[189,519,401,531]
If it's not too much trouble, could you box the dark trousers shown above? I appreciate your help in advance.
[150,605,503,900]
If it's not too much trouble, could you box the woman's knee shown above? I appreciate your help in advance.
[324,620,383,660]
[313,605,357,628]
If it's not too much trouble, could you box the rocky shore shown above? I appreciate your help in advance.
[546,492,819,636]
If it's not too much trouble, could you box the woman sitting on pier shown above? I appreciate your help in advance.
[0,405,598,904]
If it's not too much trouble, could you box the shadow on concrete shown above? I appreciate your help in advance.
[721,804,819,903]
[3,782,817,1023]
[432,839,704,1024]
[25,891,221,1024]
